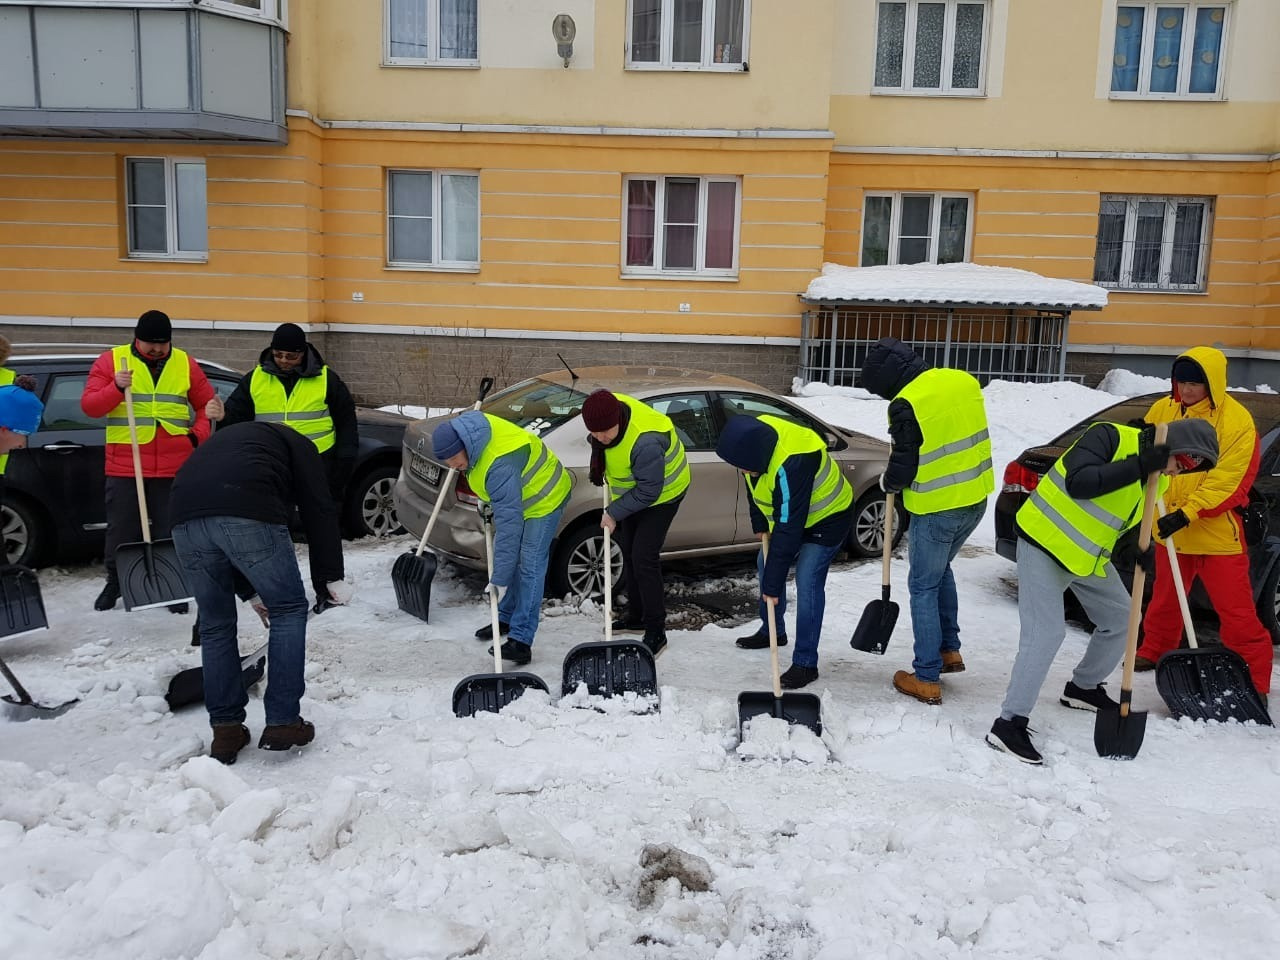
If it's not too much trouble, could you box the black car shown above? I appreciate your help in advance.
[994,391,1280,643]
[0,350,409,567]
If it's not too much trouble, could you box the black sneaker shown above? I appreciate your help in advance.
[612,615,644,632]
[259,718,315,751]
[474,621,511,642]
[986,716,1043,765]
[642,630,668,659]
[190,622,201,647]
[1060,681,1118,713]
[210,723,250,765]
[94,582,120,611]
[489,639,532,665]
[167,602,189,615]
[779,665,819,689]
[736,629,788,649]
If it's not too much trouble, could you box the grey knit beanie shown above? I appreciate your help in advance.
[1164,419,1218,473]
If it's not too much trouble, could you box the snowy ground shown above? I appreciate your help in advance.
[2,373,1278,960]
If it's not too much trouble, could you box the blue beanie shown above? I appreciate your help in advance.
[431,420,465,461]
[0,384,43,436]
[715,415,777,474]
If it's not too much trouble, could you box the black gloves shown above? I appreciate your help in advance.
[477,501,495,524]
[588,446,605,487]
[1136,442,1171,476]
[1157,509,1190,540]
[1114,537,1156,577]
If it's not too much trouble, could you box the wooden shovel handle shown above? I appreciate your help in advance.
[121,356,153,546]
[602,483,612,643]
[1157,495,1198,649]
[1119,422,1166,713]
[880,492,894,588]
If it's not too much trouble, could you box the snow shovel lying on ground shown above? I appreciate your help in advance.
[164,641,268,711]
[850,491,899,655]
[0,564,49,640]
[1094,426,1163,759]
[1153,497,1271,726]
[116,360,194,612]
[1,653,77,720]
[738,536,821,737]
[452,512,548,717]
[393,377,494,622]
[562,485,658,700]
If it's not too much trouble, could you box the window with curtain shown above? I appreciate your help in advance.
[873,0,989,94]
[386,0,478,63]
[627,0,750,69]
[860,191,971,266]
[387,169,480,268]
[1110,3,1228,97]
[125,157,207,258]
[623,175,739,277]
[1092,195,1212,291]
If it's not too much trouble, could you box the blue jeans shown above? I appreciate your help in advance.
[757,538,844,669]
[497,501,566,646]
[172,516,310,727]
[906,499,986,682]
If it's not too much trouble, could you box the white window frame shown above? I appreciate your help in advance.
[625,0,751,72]
[385,168,480,271]
[860,191,973,266]
[124,157,207,260]
[384,0,479,67]
[1109,3,1230,100]
[1092,195,1213,292]
[871,0,990,96]
[621,174,741,279]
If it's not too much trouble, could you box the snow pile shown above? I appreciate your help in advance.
[803,262,1109,309]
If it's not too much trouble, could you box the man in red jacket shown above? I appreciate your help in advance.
[80,310,217,611]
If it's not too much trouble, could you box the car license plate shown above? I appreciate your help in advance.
[410,452,443,486]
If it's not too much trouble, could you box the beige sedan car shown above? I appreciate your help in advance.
[393,365,904,598]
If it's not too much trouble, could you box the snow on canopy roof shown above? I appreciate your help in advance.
[802,262,1108,310]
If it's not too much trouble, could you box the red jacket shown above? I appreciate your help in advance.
[80,346,216,478]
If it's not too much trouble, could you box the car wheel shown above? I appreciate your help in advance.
[548,521,624,600]
[847,490,907,559]
[1259,558,1280,645]
[343,464,404,539]
[1,496,48,567]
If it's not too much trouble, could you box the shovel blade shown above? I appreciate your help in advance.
[2,693,78,721]
[392,550,438,622]
[0,564,49,640]
[116,539,193,612]
[737,690,822,737]
[1093,704,1148,759]
[452,671,548,718]
[164,645,268,711]
[561,641,658,699]
[849,599,898,655]
[1155,647,1272,726]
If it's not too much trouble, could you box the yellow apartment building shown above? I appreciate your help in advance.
[0,0,1277,400]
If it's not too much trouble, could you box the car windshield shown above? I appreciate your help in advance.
[1050,396,1161,450]
[481,378,588,436]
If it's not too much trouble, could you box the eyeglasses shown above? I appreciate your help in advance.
[1174,453,1203,471]
[271,350,303,361]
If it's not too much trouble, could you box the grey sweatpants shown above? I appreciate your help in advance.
[1000,539,1132,720]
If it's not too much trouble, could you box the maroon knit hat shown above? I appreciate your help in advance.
[581,390,621,431]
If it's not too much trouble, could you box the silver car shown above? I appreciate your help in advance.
[393,365,904,598]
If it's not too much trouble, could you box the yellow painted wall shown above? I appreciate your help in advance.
[825,152,1277,351]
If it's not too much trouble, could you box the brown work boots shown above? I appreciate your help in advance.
[893,671,943,705]
[210,723,251,765]
[259,718,315,751]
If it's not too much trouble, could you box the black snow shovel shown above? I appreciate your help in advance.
[0,564,49,640]
[562,485,658,700]
[738,535,822,737]
[393,377,494,622]
[452,511,548,717]
[850,491,899,654]
[1,654,77,720]
[164,641,268,711]
[1094,426,1162,760]
[116,359,194,612]
[1153,498,1272,726]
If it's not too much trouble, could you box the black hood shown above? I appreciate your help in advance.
[257,342,326,379]
[859,337,927,401]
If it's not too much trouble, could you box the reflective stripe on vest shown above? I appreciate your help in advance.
[0,367,14,474]
[896,368,994,515]
[468,414,571,519]
[1017,424,1164,577]
[104,345,193,445]
[249,366,335,453]
[744,415,853,531]
[604,394,691,506]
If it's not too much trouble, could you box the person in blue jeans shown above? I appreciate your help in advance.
[170,422,345,764]
[432,410,571,665]
[860,337,994,704]
[715,414,853,690]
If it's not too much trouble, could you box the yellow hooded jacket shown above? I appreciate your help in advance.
[1144,345,1256,556]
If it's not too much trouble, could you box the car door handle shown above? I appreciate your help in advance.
[39,442,85,453]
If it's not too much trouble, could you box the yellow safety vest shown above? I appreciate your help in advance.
[896,368,994,515]
[1018,424,1166,577]
[468,414,571,519]
[249,366,335,453]
[744,415,853,531]
[0,367,14,474]
[604,395,690,506]
[104,345,193,445]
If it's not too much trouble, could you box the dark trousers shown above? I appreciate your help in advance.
[103,476,173,584]
[616,497,682,633]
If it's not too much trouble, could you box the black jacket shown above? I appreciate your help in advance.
[170,421,344,594]
[859,338,928,494]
